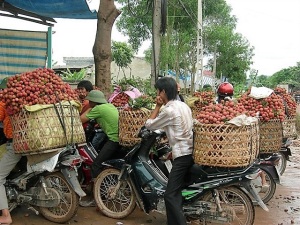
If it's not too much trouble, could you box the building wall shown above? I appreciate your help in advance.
[60,56,151,84]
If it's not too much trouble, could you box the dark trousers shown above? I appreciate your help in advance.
[164,154,194,225]
[91,140,120,178]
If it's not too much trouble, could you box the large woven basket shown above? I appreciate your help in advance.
[11,102,86,155]
[119,108,151,147]
[259,119,283,153]
[282,117,297,139]
[193,122,259,167]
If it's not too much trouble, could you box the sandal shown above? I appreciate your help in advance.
[260,184,270,193]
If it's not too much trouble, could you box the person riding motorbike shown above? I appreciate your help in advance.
[79,90,120,206]
[0,77,22,225]
[76,80,104,149]
[216,81,234,103]
[145,77,194,225]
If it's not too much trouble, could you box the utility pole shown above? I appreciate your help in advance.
[151,0,161,86]
[195,0,203,90]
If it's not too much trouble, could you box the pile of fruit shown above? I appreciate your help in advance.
[110,92,130,107]
[274,87,297,117]
[238,90,285,122]
[193,91,215,108]
[0,68,78,115]
[195,100,246,124]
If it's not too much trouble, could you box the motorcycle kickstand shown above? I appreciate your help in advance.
[28,206,39,215]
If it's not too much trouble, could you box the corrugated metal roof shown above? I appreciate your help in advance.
[0,28,47,78]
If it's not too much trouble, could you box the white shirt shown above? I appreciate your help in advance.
[145,100,193,159]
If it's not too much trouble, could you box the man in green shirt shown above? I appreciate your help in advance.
[80,90,119,178]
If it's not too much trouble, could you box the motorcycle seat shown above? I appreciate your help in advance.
[189,164,250,178]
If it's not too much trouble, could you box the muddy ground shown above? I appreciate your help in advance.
[9,144,300,225]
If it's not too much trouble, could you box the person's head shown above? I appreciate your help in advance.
[0,77,8,89]
[216,82,234,103]
[155,77,177,102]
[77,80,93,100]
[85,90,107,107]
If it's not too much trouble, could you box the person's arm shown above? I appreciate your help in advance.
[80,108,92,124]
[149,96,163,119]
[145,96,170,130]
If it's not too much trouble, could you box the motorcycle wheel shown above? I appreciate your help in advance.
[93,168,136,219]
[201,186,254,225]
[252,169,276,204]
[276,152,287,175]
[39,172,79,223]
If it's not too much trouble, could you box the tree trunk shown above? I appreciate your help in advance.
[93,0,121,98]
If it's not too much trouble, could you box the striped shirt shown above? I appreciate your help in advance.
[145,100,193,159]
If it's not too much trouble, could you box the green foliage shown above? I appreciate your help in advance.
[116,0,253,92]
[233,83,248,98]
[128,95,154,110]
[202,84,213,91]
[61,68,87,81]
[112,41,134,68]
[268,63,300,89]
[116,0,152,52]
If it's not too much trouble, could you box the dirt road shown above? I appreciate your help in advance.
[10,146,300,225]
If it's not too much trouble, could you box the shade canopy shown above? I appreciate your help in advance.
[0,0,98,26]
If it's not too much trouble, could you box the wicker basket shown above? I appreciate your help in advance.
[191,107,202,119]
[119,108,151,147]
[193,122,259,167]
[282,117,297,139]
[11,103,86,154]
[259,119,283,153]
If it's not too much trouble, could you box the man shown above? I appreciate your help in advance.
[145,77,194,225]
[76,80,105,149]
[0,77,22,225]
[77,80,94,117]
[80,90,119,178]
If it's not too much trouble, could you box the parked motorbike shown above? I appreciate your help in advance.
[93,127,268,224]
[276,137,293,175]
[77,119,128,192]
[6,145,86,223]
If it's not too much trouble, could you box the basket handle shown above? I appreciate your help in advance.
[53,102,68,144]
[68,100,74,145]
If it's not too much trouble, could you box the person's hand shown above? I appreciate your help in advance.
[155,96,164,107]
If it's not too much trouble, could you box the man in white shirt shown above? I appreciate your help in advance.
[145,77,194,225]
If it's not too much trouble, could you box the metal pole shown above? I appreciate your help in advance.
[196,0,203,89]
[47,26,52,68]
[151,0,161,86]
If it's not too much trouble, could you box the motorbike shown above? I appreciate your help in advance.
[92,127,268,224]
[276,137,293,175]
[76,119,129,192]
[6,145,86,223]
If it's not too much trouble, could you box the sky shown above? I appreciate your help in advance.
[0,0,300,76]
[225,0,300,75]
